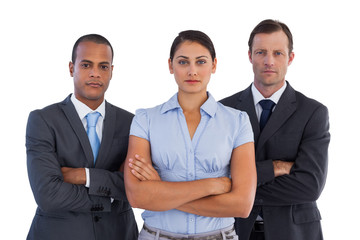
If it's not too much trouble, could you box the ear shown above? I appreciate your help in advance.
[109,65,114,80]
[212,58,217,73]
[288,52,295,66]
[69,61,74,77]
[168,58,174,74]
[248,50,253,64]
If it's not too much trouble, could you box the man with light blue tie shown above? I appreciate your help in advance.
[26,34,138,240]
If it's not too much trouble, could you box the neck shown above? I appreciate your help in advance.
[177,90,208,113]
[86,101,102,111]
[74,93,104,110]
[254,80,285,98]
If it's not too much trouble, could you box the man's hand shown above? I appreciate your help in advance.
[128,154,161,181]
[61,167,86,185]
[273,160,294,177]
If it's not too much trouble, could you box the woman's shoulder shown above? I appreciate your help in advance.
[135,93,179,118]
[216,101,249,119]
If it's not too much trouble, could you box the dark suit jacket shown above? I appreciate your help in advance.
[220,83,330,240]
[26,95,138,240]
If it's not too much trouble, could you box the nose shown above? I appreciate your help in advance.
[89,67,101,78]
[188,63,198,76]
[264,55,274,67]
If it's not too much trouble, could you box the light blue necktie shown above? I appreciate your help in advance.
[86,112,101,163]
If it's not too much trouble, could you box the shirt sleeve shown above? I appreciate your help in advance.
[130,108,150,140]
[233,111,254,149]
[85,168,90,187]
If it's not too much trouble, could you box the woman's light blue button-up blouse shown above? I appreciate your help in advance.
[130,92,254,234]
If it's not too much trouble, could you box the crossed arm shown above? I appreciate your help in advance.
[255,105,330,205]
[26,110,125,213]
[124,135,257,218]
[61,167,86,184]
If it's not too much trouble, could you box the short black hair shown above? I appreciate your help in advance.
[71,34,114,63]
[169,30,216,62]
[248,19,293,55]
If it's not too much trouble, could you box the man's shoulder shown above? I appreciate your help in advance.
[26,97,71,131]
[30,96,69,116]
[106,102,134,119]
[219,89,247,108]
[293,89,327,111]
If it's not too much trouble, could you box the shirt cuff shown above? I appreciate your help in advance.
[85,168,90,188]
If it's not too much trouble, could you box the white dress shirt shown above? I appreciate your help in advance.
[251,82,287,122]
[70,94,106,187]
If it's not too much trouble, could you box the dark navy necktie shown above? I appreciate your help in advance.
[86,112,101,163]
[259,100,276,132]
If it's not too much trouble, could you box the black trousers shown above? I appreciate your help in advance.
[249,221,265,240]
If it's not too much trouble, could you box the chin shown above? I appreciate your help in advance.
[85,93,104,101]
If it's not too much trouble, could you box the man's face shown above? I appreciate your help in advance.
[69,41,113,109]
[249,30,294,92]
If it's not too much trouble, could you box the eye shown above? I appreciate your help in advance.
[178,60,188,65]
[256,51,263,55]
[100,65,109,70]
[81,63,90,68]
[275,52,282,56]
[197,60,206,64]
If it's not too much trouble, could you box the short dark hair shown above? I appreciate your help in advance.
[169,30,216,62]
[248,19,293,55]
[71,34,114,63]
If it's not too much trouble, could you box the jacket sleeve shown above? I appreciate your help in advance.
[26,110,111,212]
[88,168,127,201]
[255,104,330,205]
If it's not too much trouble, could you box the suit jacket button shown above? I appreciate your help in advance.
[94,216,101,222]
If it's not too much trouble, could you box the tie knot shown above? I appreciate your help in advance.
[86,112,101,127]
[259,99,275,111]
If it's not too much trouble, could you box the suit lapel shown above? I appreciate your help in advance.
[237,85,261,142]
[60,95,94,166]
[256,83,297,155]
[95,101,116,167]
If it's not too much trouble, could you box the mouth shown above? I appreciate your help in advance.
[86,81,103,87]
[185,80,200,83]
[263,69,276,74]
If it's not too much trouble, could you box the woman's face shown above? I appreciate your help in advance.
[168,41,217,95]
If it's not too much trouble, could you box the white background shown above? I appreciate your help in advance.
[1,0,358,239]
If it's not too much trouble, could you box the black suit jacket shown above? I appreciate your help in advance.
[26,95,138,240]
[220,83,330,240]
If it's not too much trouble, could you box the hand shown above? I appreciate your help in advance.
[273,160,294,177]
[128,154,161,181]
[211,177,232,195]
[61,167,86,185]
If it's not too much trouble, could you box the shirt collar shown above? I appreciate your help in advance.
[70,93,106,120]
[251,81,287,105]
[161,92,217,118]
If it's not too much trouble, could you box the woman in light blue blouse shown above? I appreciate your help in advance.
[124,30,256,240]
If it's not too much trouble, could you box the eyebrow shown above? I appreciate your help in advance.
[254,49,285,53]
[176,55,209,59]
[80,59,111,65]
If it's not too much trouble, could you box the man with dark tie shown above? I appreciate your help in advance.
[26,34,138,240]
[220,19,330,240]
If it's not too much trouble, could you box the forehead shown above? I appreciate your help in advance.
[75,41,112,62]
[252,31,289,51]
[174,41,211,58]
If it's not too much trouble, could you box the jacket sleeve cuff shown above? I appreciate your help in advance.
[256,159,275,185]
